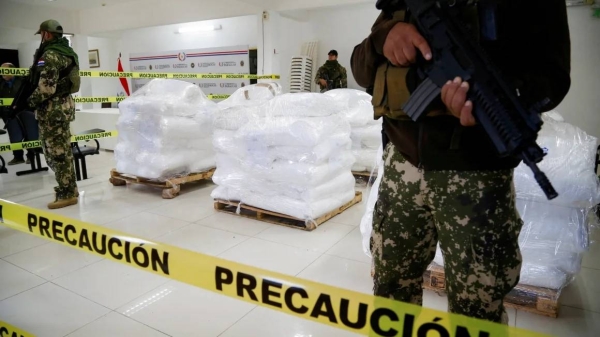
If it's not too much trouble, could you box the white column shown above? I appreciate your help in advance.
[257,11,282,87]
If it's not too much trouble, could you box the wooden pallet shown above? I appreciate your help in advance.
[109,168,215,199]
[423,264,560,318]
[352,171,378,184]
[214,191,363,231]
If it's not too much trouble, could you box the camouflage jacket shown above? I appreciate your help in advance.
[315,60,348,91]
[27,49,75,123]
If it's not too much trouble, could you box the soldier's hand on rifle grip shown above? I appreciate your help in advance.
[442,77,476,127]
[384,22,432,67]
[319,79,327,87]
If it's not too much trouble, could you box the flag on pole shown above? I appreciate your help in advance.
[117,53,131,96]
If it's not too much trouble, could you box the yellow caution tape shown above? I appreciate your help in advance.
[0,199,549,337]
[0,68,280,80]
[0,130,118,153]
[0,320,35,337]
[0,95,231,106]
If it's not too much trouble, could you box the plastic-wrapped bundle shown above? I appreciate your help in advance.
[324,89,382,172]
[514,112,600,208]
[360,145,385,258]
[212,91,356,221]
[115,79,217,181]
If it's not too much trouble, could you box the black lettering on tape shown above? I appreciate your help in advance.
[125,241,131,262]
[79,229,93,251]
[0,145,10,152]
[284,287,309,314]
[339,298,368,330]
[262,279,282,308]
[402,314,415,337]
[236,272,258,301]
[108,237,123,260]
[0,327,8,335]
[52,221,64,243]
[27,214,37,232]
[65,225,77,246]
[418,320,450,337]
[39,216,51,238]
[370,308,399,337]
[132,246,149,268]
[92,232,107,255]
[151,249,169,275]
[215,266,234,291]
[310,294,338,323]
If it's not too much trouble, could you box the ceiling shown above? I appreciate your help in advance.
[5,0,141,10]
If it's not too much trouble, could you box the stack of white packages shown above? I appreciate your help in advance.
[212,90,356,220]
[514,111,600,290]
[325,89,382,173]
[115,79,218,180]
[429,111,600,292]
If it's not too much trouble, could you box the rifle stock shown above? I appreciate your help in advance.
[401,0,558,200]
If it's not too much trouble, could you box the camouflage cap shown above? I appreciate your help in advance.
[35,19,64,35]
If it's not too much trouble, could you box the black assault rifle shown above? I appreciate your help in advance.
[386,0,558,200]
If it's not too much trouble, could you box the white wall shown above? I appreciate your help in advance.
[273,15,311,93]
[306,3,379,90]
[117,15,259,71]
[88,37,119,108]
[0,1,77,32]
[556,7,600,139]
[77,0,261,35]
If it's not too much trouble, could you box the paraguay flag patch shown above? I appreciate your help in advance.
[37,58,45,67]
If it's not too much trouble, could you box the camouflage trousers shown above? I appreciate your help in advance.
[371,144,523,323]
[39,119,78,199]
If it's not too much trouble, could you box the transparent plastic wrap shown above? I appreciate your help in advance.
[212,91,356,221]
[324,89,382,173]
[115,79,217,181]
[514,111,600,208]
[360,145,385,257]
[324,89,379,127]
[217,82,282,109]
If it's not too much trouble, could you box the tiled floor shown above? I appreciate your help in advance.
[0,150,599,336]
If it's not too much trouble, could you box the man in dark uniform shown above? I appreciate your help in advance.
[351,0,571,323]
[0,63,28,165]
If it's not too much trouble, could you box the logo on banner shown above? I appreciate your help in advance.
[219,61,237,67]
[241,82,246,87]
[240,60,245,67]
[199,62,216,68]
[149,65,153,70]
[220,83,238,88]
[133,66,147,70]
[178,52,187,61]
[191,63,195,68]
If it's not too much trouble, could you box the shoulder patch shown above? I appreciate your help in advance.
[37,58,45,67]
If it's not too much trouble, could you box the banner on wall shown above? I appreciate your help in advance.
[129,45,251,96]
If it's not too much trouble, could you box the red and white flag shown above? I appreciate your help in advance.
[117,53,130,96]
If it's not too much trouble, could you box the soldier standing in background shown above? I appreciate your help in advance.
[27,20,79,209]
[351,0,571,324]
[315,50,348,92]
[1,63,28,165]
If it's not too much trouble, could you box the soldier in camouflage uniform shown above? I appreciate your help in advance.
[351,0,571,324]
[315,50,348,93]
[27,20,79,209]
